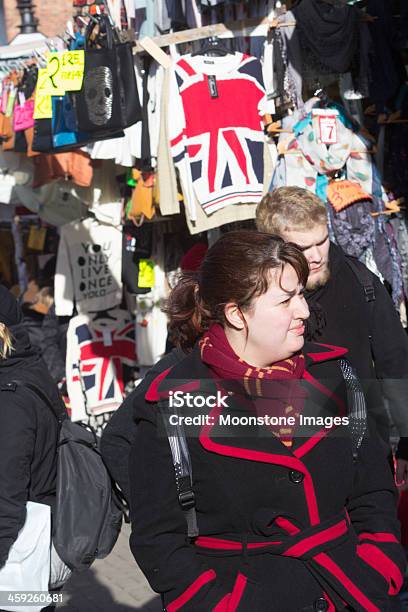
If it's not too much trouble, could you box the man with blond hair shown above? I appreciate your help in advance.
[256,186,408,485]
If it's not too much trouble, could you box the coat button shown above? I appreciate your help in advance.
[289,470,304,484]
[314,597,328,611]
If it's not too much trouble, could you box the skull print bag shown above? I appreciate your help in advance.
[74,15,141,133]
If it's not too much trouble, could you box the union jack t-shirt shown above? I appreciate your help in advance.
[168,53,267,217]
[66,310,137,422]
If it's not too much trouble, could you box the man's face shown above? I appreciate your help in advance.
[281,224,330,290]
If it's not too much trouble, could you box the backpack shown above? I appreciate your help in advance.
[4,381,125,572]
[344,256,376,349]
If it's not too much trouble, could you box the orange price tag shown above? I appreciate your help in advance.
[327,180,372,213]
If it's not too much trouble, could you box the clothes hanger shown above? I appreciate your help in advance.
[191,36,232,57]
[370,198,404,217]
[91,308,117,321]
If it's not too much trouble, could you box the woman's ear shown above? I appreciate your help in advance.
[224,303,246,330]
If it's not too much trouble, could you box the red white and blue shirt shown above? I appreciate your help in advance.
[66,310,137,422]
[168,53,266,217]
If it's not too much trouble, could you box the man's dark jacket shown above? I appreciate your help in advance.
[305,243,408,457]
[0,293,62,568]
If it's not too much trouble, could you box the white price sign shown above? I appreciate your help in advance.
[318,115,338,144]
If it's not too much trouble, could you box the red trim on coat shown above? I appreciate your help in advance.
[213,594,230,612]
[145,368,172,401]
[166,569,216,612]
[357,532,399,544]
[323,592,336,612]
[145,370,201,402]
[274,516,301,535]
[176,58,197,77]
[283,519,348,558]
[292,371,347,459]
[199,401,320,525]
[293,429,327,459]
[228,573,248,611]
[357,543,404,595]
[314,552,380,612]
[194,536,281,550]
[306,343,348,363]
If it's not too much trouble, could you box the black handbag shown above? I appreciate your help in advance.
[74,15,141,133]
[31,98,125,153]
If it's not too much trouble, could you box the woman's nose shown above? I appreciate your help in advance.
[294,296,310,320]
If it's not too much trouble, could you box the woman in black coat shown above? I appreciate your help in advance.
[0,285,69,608]
[129,232,405,612]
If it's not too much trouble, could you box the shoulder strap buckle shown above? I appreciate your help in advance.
[178,490,196,511]
[363,285,375,302]
[0,382,17,392]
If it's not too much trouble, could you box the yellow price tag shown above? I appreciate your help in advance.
[5,88,16,117]
[33,91,53,119]
[59,50,85,91]
[45,50,85,93]
[27,226,47,251]
[37,65,64,96]
[138,259,155,289]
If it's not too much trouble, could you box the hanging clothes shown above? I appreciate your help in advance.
[122,222,154,294]
[293,0,359,74]
[32,151,93,189]
[168,52,267,217]
[158,65,267,234]
[66,309,137,423]
[54,217,123,316]
[15,180,88,227]
[134,233,168,366]
[272,102,405,306]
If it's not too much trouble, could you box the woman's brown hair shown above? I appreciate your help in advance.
[165,230,309,349]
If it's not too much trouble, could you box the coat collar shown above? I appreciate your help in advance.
[304,341,348,366]
[145,343,349,527]
[145,342,349,402]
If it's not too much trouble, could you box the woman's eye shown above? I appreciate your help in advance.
[281,298,291,305]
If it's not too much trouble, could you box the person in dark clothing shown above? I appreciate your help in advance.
[100,348,183,503]
[0,285,69,607]
[127,232,405,611]
[256,186,408,486]
[21,281,66,385]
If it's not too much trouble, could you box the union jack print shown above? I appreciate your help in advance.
[67,311,137,421]
[169,53,266,215]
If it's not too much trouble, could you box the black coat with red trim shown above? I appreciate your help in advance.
[129,342,405,612]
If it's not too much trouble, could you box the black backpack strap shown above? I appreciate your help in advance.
[344,257,376,345]
[7,380,66,428]
[158,400,199,538]
[339,358,367,461]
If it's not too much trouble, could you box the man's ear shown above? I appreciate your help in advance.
[224,303,246,330]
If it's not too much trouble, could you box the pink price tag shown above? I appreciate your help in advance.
[318,115,338,145]
[13,98,35,132]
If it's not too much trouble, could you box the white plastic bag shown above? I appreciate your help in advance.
[0,501,51,612]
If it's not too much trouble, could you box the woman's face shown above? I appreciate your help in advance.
[225,264,310,367]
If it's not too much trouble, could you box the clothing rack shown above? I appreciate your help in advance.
[134,17,295,54]
[0,37,61,60]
